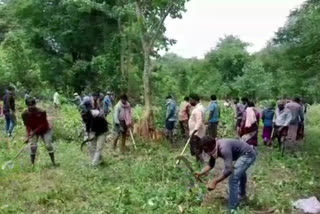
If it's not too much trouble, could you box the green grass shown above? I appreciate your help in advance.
[0,103,319,214]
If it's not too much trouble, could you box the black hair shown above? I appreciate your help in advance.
[247,101,255,107]
[26,97,36,106]
[166,95,172,99]
[234,98,239,102]
[241,97,249,103]
[7,86,14,91]
[294,97,301,103]
[120,94,128,101]
[189,93,200,102]
[184,96,189,101]
[210,95,217,101]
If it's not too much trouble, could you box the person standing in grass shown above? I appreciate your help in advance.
[103,92,113,117]
[53,91,60,109]
[188,93,206,162]
[195,136,256,211]
[3,87,16,137]
[261,102,275,147]
[113,94,132,153]
[178,96,191,139]
[165,95,177,144]
[22,97,58,167]
[273,100,292,147]
[81,98,108,166]
[285,98,304,150]
[234,98,246,137]
[207,95,220,138]
[239,101,260,147]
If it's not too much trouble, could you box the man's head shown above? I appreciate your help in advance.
[247,101,255,107]
[294,97,301,104]
[166,95,173,100]
[120,94,128,104]
[74,93,79,97]
[26,97,36,109]
[241,97,248,105]
[210,95,217,101]
[277,100,286,111]
[189,93,200,106]
[234,98,239,104]
[184,96,189,102]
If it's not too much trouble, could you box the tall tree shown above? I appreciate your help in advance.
[134,0,188,137]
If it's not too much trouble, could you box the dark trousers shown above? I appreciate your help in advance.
[207,122,218,138]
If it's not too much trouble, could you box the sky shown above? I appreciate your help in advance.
[164,0,306,58]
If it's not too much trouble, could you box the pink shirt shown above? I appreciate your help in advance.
[178,101,191,121]
[188,103,206,138]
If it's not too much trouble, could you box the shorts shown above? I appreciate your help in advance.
[165,120,175,131]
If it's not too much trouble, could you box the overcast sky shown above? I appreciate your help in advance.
[164,0,306,58]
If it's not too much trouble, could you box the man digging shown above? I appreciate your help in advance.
[195,136,256,212]
[22,97,58,167]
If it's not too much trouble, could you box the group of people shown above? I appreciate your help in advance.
[1,87,307,212]
[164,93,306,211]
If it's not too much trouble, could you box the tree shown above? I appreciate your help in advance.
[234,60,273,101]
[134,0,188,137]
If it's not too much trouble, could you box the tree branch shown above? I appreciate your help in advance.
[134,0,149,51]
[150,2,174,48]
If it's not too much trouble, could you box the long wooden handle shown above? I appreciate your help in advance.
[175,137,192,165]
[129,130,137,150]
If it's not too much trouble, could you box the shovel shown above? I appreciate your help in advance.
[2,125,44,170]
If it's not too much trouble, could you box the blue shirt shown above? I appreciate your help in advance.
[166,99,177,121]
[262,108,274,127]
[103,95,112,113]
[208,101,219,123]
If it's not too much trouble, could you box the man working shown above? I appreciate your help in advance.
[165,95,177,144]
[188,93,206,162]
[178,96,191,139]
[207,95,219,138]
[273,100,292,147]
[113,94,132,153]
[81,97,108,166]
[3,87,16,137]
[234,98,246,136]
[22,97,57,167]
[195,136,256,211]
[285,98,304,149]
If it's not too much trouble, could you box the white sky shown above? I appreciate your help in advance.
[164,0,306,58]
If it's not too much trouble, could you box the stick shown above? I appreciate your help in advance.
[175,136,192,165]
[129,129,137,150]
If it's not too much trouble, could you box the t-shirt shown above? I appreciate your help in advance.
[21,107,50,136]
[209,138,255,176]
[208,100,219,123]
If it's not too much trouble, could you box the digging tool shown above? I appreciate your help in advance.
[80,136,96,151]
[175,136,192,165]
[129,129,137,150]
[176,156,203,183]
[2,125,44,170]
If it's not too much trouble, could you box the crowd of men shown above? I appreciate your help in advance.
[0,87,306,212]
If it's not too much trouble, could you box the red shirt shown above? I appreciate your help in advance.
[21,107,50,136]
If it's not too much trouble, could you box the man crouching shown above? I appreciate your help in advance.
[22,97,57,167]
[195,137,256,212]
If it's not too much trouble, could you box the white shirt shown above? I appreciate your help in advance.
[53,92,60,105]
[188,103,206,138]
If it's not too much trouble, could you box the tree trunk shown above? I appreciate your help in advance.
[141,48,154,138]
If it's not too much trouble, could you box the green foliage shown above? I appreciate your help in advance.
[234,60,273,101]
[1,102,320,213]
